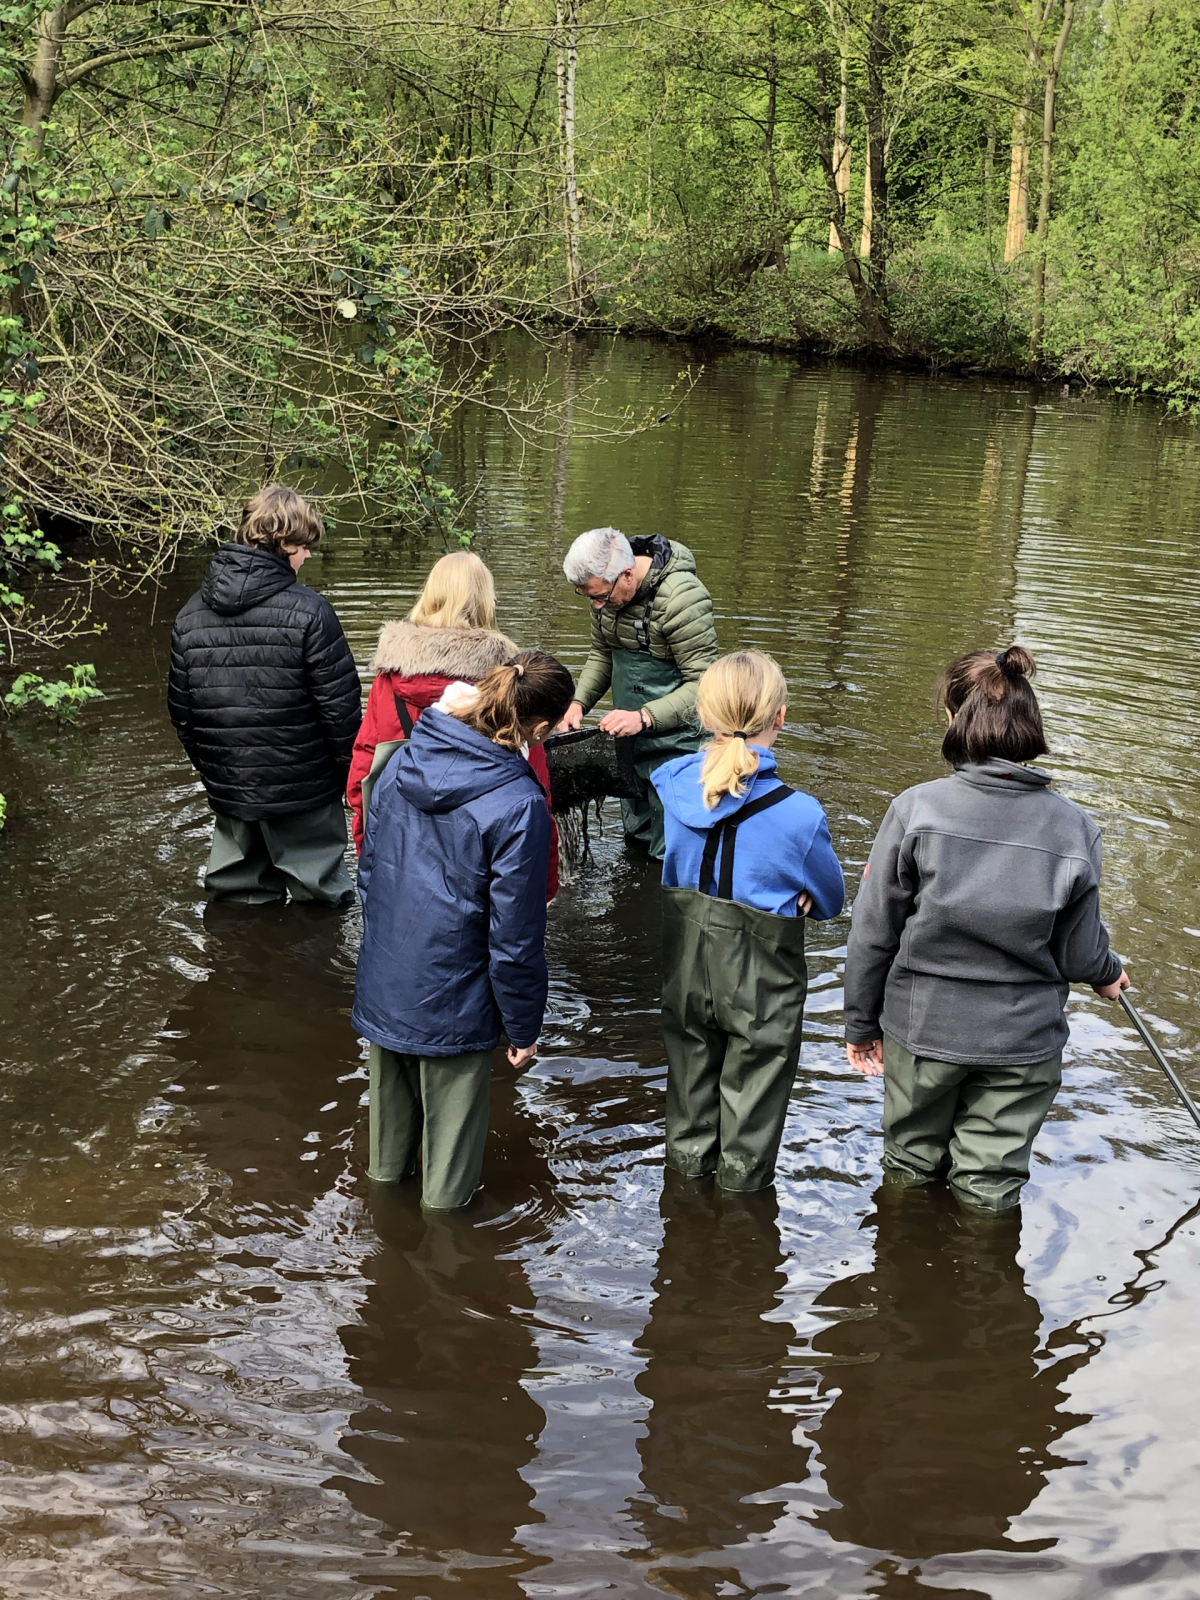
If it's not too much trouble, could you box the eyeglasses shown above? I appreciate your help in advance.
[575,577,618,607]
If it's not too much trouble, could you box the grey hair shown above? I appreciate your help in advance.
[563,526,634,587]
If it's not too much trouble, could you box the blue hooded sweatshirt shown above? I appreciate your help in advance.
[353,709,551,1056]
[651,749,845,920]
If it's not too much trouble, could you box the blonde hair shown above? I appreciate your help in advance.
[236,486,323,555]
[409,550,498,631]
[697,651,788,809]
[452,650,575,752]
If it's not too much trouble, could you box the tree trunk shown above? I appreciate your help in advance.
[984,123,996,230]
[828,51,850,254]
[19,3,67,157]
[1004,1,1048,262]
[817,29,892,347]
[861,145,873,258]
[1030,0,1075,361]
[555,0,586,318]
[765,27,786,269]
[862,1,889,305]
[1003,103,1031,260]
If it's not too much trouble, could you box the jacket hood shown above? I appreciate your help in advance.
[201,543,297,616]
[370,618,518,678]
[629,535,697,600]
[954,758,1052,792]
[393,708,537,814]
[653,747,780,830]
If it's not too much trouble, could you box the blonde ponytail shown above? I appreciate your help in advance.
[696,651,788,809]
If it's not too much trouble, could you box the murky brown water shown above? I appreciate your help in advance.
[3,339,1200,1597]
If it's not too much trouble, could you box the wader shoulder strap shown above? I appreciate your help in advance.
[633,590,655,653]
[699,784,795,900]
[392,691,415,737]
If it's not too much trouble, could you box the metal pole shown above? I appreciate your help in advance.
[1119,992,1200,1134]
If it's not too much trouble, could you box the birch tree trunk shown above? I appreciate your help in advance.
[1003,102,1031,260]
[828,51,851,254]
[555,0,586,318]
[1030,0,1075,359]
[1004,1,1048,261]
[817,15,893,348]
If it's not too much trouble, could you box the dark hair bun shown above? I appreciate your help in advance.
[996,644,1036,680]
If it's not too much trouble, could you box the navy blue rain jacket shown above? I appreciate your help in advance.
[352,709,551,1056]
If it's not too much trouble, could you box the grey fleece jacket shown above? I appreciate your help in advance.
[844,759,1122,1066]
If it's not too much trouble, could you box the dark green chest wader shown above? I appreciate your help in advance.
[660,784,810,1193]
[607,593,701,860]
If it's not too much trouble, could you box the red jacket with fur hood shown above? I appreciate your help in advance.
[347,619,559,899]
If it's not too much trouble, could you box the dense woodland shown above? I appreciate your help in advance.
[0,0,1198,661]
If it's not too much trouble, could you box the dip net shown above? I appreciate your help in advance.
[543,730,640,875]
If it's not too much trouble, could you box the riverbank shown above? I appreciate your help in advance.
[559,238,1200,411]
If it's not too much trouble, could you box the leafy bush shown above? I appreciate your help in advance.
[4,663,102,722]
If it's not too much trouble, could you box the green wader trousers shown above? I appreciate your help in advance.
[881,1035,1063,1213]
[661,887,808,1192]
[205,800,353,905]
[368,1043,493,1210]
[609,648,700,861]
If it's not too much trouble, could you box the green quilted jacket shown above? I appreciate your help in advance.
[574,538,719,733]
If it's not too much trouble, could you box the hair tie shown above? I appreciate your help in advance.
[511,661,525,678]
[995,649,1010,672]
[732,731,750,739]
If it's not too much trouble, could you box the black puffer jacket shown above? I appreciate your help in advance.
[168,544,362,819]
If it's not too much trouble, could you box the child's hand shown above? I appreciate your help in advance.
[508,1042,538,1069]
[1093,968,1131,1001]
[846,1039,885,1076]
[797,890,814,916]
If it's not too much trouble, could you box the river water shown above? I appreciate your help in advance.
[3,338,1200,1598]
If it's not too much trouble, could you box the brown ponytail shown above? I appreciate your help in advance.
[452,649,575,750]
[937,644,1048,766]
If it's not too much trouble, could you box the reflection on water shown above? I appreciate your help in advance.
[336,1193,547,1600]
[631,1178,807,1579]
[813,1189,1092,1562]
[3,338,1200,1595]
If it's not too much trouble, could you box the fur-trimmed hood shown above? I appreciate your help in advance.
[370,620,518,679]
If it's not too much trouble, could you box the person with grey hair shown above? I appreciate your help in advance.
[559,525,719,858]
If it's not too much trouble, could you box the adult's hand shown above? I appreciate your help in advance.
[846,1039,885,1077]
[557,701,584,733]
[1093,968,1131,1001]
[598,708,645,737]
[508,1042,538,1069]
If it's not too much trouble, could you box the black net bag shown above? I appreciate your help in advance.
[543,729,640,815]
[543,730,641,877]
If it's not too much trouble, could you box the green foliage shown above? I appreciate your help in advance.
[3,662,102,720]
[0,497,58,611]
[0,0,1196,674]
